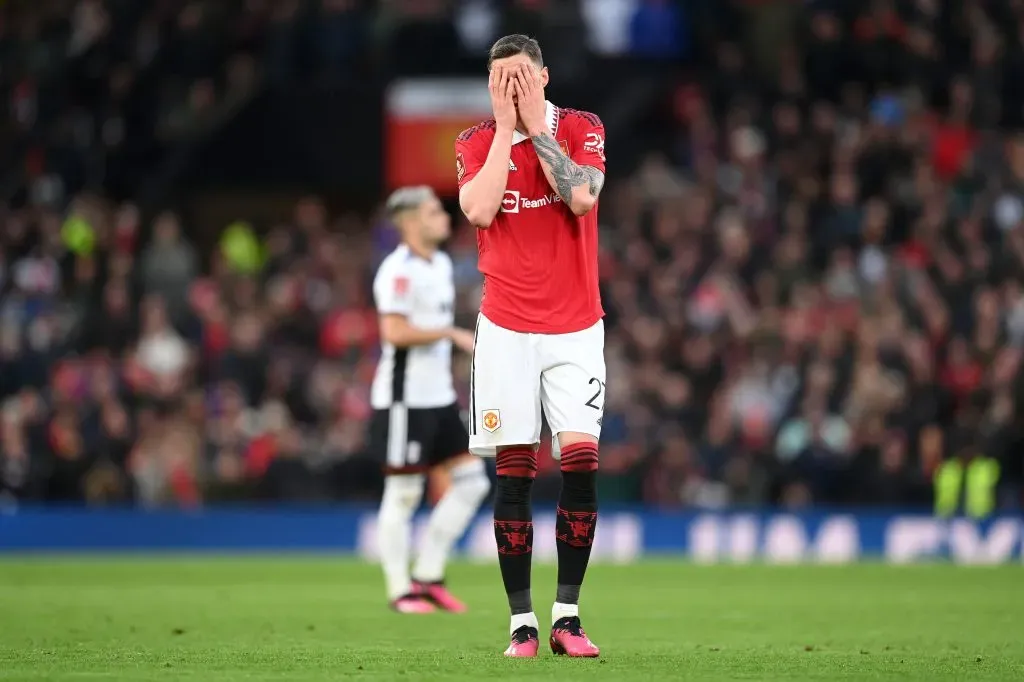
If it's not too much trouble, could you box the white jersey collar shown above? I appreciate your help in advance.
[512,100,558,145]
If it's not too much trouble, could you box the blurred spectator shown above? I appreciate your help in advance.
[139,212,197,324]
[134,296,189,395]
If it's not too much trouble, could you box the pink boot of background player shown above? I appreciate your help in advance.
[390,593,435,614]
[414,581,468,613]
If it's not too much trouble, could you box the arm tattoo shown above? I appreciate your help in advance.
[583,166,605,197]
[531,133,597,204]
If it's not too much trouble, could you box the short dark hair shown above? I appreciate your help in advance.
[487,34,543,70]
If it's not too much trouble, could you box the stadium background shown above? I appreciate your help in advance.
[0,0,1023,562]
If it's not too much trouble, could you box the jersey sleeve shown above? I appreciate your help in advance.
[572,112,606,174]
[373,259,413,316]
[455,130,487,190]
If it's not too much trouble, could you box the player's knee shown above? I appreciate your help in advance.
[449,458,491,504]
[379,474,425,523]
[494,474,533,507]
[557,432,598,448]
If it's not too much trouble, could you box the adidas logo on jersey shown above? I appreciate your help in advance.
[509,159,517,171]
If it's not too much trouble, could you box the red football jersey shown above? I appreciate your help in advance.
[455,103,606,334]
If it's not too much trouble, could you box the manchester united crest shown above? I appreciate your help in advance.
[481,409,501,433]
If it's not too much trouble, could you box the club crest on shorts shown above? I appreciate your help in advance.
[481,409,501,433]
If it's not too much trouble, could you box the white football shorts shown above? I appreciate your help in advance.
[468,314,605,457]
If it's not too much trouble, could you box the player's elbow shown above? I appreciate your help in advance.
[381,330,409,347]
[459,184,497,228]
[570,195,597,217]
[380,329,404,347]
[380,317,411,347]
[461,204,496,229]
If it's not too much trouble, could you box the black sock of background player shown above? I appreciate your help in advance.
[493,448,537,615]
[555,443,599,605]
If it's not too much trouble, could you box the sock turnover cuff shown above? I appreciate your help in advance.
[496,447,538,478]
[559,443,598,472]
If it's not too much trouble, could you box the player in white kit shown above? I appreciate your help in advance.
[370,186,490,613]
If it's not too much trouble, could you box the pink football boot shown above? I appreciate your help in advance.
[414,581,468,613]
[550,617,600,657]
[390,593,435,614]
[504,626,540,657]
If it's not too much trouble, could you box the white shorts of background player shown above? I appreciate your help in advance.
[468,314,605,458]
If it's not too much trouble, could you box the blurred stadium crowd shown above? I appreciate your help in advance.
[1,0,1024,513]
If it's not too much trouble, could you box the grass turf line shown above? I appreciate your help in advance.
[0,558,1022,681]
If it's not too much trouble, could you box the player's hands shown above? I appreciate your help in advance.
[512,64,547,137]
[448,327,475,354]
[489,66,517,132]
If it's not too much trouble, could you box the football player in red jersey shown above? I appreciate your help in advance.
[455,35,606,658]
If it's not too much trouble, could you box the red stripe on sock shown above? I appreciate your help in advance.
[496,448,538,478]
[560,451,597,461]
[559,445,598,472]
[559,443,594,456]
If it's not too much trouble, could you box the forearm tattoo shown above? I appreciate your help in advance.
[583,166,604,197]
[531,133,604,203]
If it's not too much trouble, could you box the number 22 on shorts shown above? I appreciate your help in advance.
[584,378,605,411]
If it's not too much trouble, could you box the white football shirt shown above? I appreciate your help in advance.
[371,244,457,409]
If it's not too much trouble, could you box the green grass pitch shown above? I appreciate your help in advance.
[1,558,1022,681]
